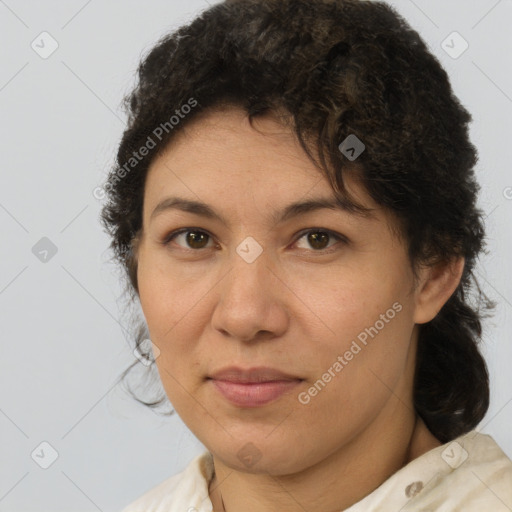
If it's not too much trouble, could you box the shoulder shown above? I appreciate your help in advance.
[413,430,512,511]
[344,430,512,512]
[120,450,214,512]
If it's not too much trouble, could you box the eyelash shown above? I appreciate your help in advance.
[161,227,348,254]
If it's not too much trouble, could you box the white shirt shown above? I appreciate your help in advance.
[121,430,512,511]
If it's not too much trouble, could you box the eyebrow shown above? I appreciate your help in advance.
[150,195,377,225]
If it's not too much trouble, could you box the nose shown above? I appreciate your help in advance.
[210,249,289,343]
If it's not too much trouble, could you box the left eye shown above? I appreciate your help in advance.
[294,229,346,251]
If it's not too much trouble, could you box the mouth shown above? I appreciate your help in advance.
[207,366,304,407]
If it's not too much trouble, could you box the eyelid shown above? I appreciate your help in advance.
[293,227,349,244]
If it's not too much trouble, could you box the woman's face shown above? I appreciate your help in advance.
[136,106,431,474]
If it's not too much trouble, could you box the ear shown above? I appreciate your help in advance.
[413,256,465,325]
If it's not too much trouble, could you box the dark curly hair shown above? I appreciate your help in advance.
[100,0,495,443]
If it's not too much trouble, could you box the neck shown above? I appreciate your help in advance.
[208,413,441,512]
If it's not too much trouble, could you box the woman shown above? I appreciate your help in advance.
[101,0,512,510]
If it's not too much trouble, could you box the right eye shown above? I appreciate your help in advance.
[163,228,216,250]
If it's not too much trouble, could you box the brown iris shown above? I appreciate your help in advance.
[186,231,209,249]
[307,231,330,250]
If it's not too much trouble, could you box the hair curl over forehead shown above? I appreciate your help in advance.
[101,0,494,443]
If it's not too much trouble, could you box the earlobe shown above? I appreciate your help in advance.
[413,256,465,325]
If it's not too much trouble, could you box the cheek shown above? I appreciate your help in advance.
[289,267,414,397]
[283,258,407,338]
[137,253,207,340]
[295,310,414,437]
[136,255,215,397]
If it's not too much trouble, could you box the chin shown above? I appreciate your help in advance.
[207,433,324,476]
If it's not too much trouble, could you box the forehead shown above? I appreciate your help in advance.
[146,106,361,198]
[161,105,312,172]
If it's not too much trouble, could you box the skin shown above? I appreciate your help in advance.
[134,106,464,512]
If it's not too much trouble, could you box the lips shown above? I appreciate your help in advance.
[208,366,302,383]
[207,366,303,407]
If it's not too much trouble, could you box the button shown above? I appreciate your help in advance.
[405,480,424,498]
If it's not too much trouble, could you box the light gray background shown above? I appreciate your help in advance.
[0,1,511,511]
